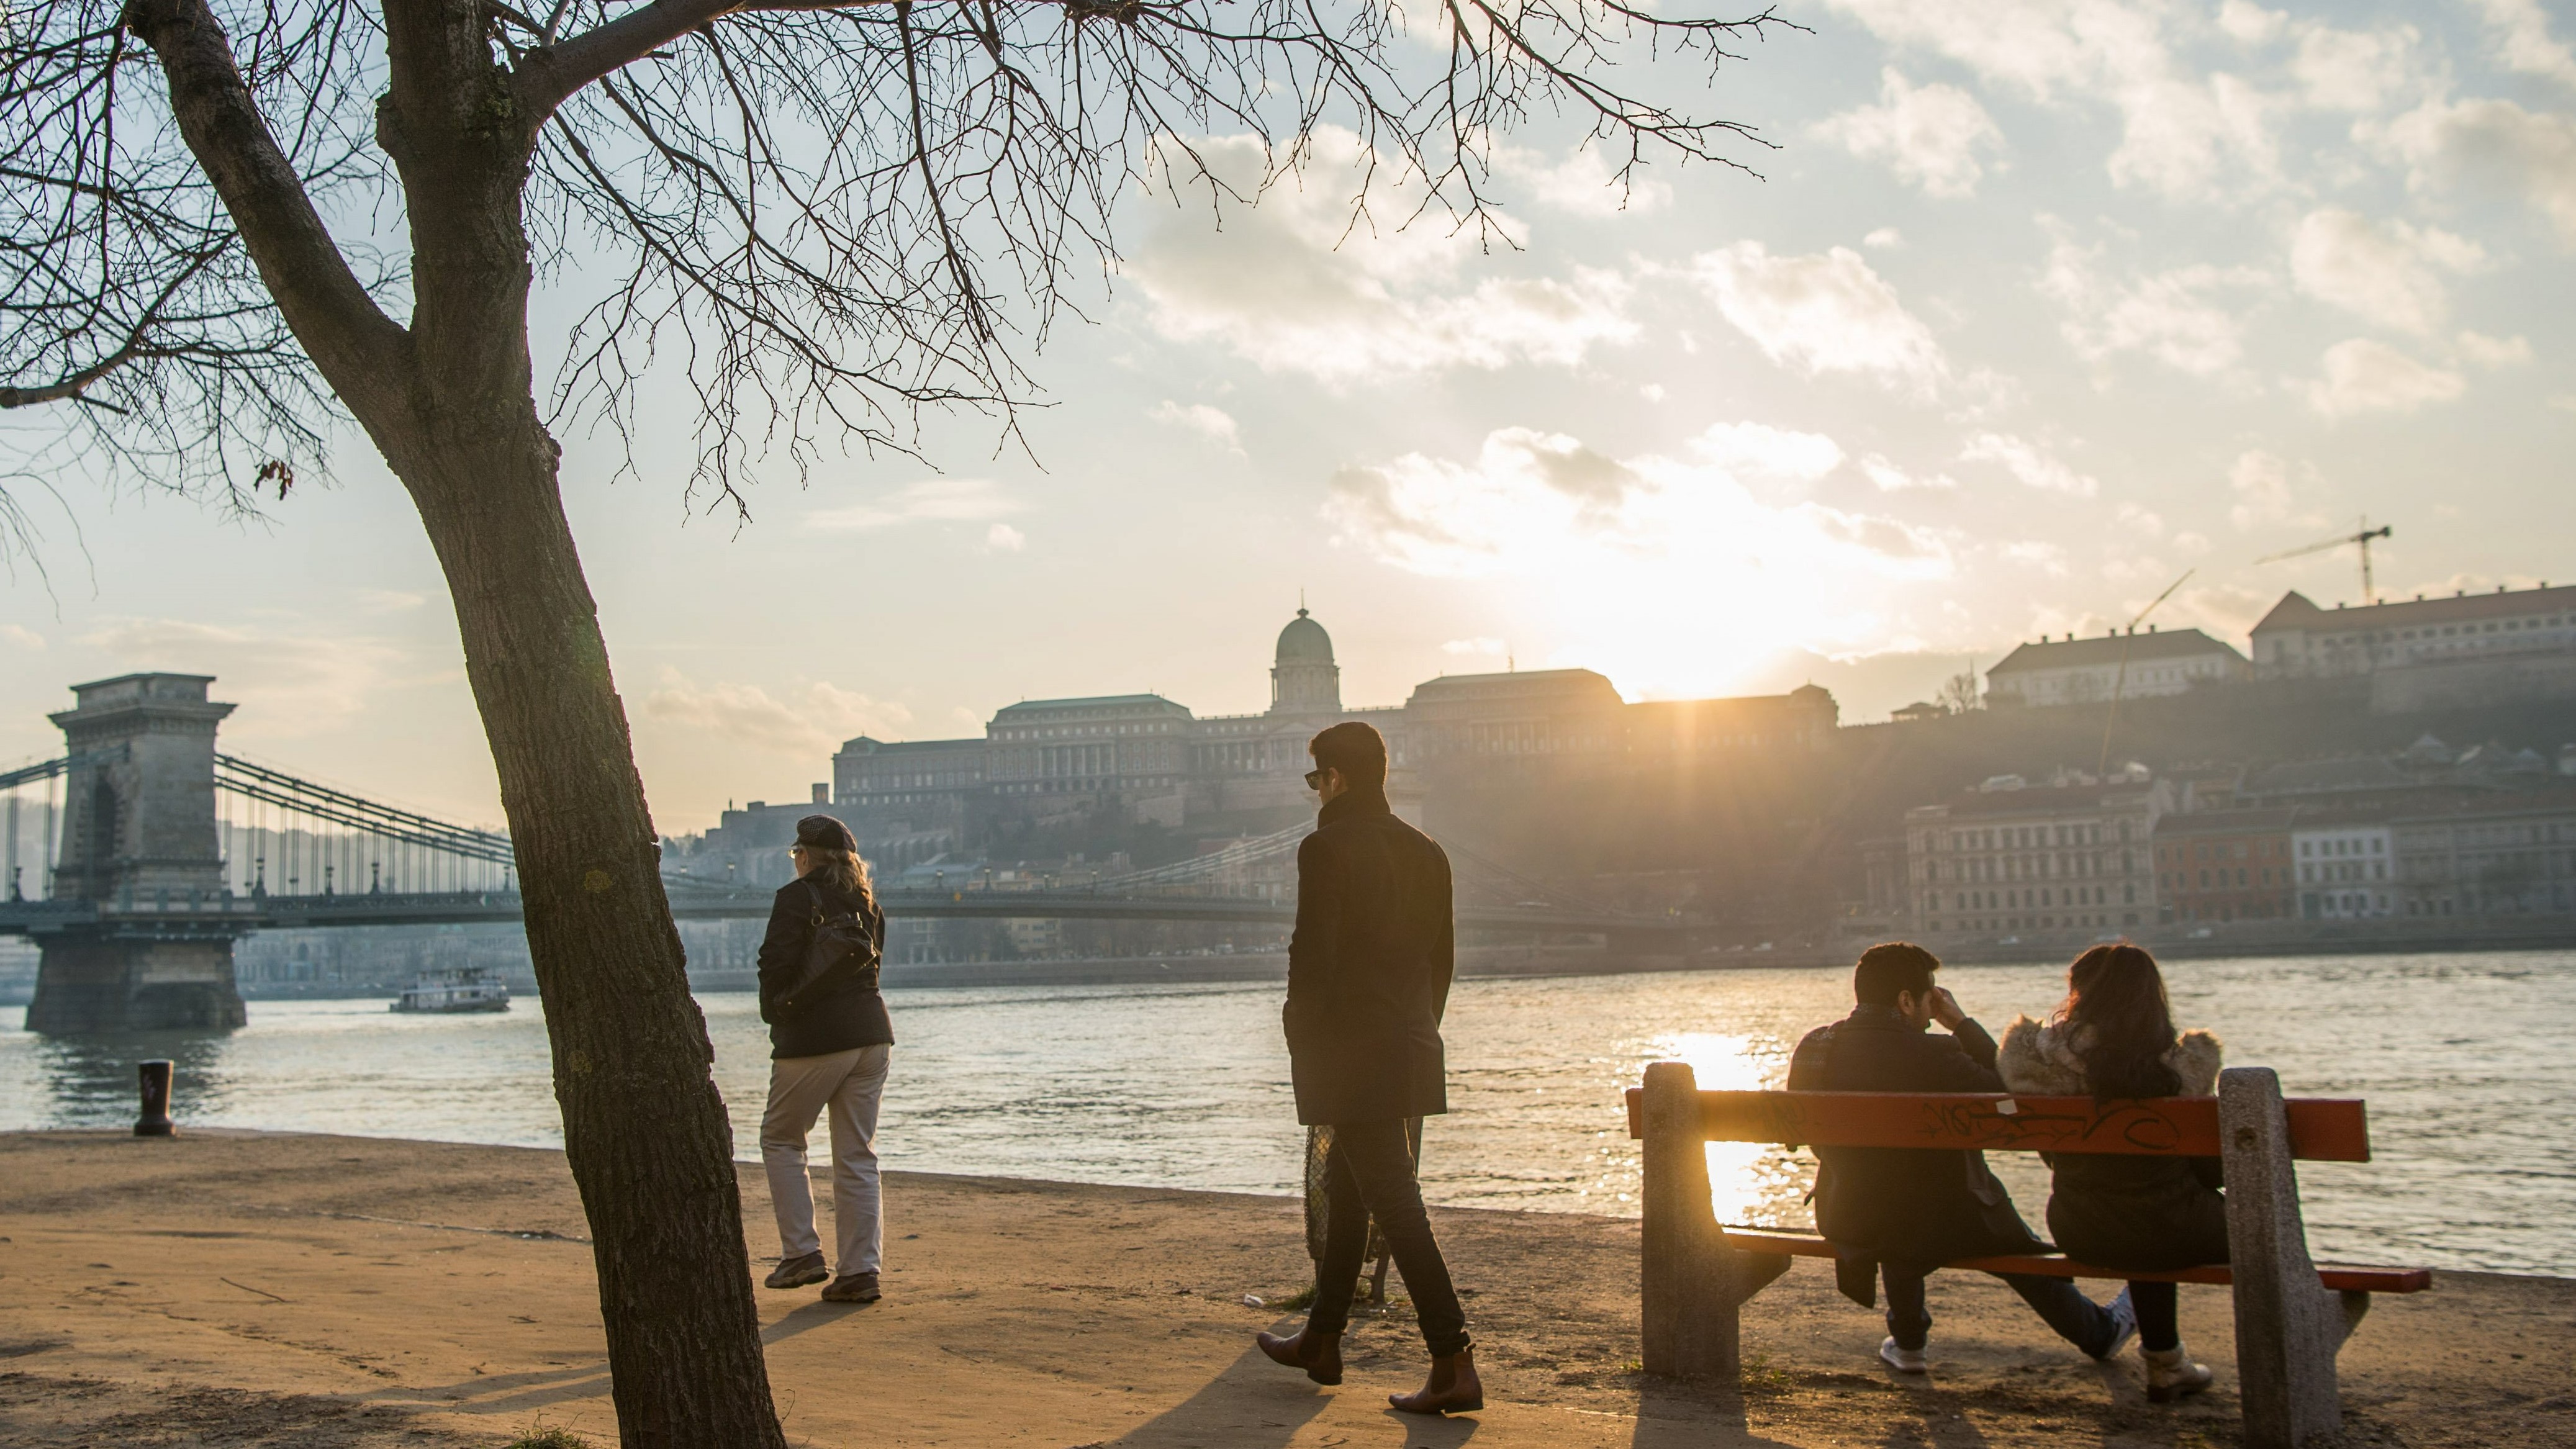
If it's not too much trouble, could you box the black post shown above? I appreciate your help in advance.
[135,1059,174,1137]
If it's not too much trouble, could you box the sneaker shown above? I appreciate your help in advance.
[821,1271,882,1304]
[2143,1345,2215,1402]
[1879,1336,1928,1374]
[764,1252,828,1290]
[2094,1286,2138,1361]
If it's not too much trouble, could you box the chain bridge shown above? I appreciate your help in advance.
[2,674,1692,1032]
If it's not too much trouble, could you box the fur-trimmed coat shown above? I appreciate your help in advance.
[1997,1018,2230,1271]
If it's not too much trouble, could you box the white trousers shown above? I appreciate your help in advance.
[760,1044,890,1275]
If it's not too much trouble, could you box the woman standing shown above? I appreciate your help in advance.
[2000,943,2223,1402]
[756,815,893,1304]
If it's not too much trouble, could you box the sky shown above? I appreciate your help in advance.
[3,0,2574,834]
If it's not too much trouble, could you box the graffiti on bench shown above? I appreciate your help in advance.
[1619,1088,2372,1162]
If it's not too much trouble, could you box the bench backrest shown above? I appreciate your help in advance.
[1620,1087,2370,1162]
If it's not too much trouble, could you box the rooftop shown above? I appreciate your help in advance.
[2251,582,2576,634]
[990,694,1192,720]
[1988,628,2245,674]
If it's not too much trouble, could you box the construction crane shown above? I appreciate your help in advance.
[2097,569,2194,779]
[2256,517,2394,605]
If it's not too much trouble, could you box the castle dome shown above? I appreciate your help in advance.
[1270,607,1342,715]
[1276,608,1335,666]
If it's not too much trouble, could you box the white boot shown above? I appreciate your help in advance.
[2143,1344,2214,1402]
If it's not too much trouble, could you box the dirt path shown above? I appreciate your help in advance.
[1,1131,2567,1448]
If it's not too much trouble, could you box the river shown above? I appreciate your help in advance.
[4,950,2567,1276]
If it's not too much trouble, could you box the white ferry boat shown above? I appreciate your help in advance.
[391,967,512,1014]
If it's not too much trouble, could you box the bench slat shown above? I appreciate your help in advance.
[1710,1227,2430,1294]
[1620,1087,2370,1162]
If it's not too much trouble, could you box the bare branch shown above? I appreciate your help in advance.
[120,0,412,413]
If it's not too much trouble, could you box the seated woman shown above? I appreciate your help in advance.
[2001,943,2223,1402]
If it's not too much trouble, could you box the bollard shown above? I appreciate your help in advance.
[135,1059,174,1137]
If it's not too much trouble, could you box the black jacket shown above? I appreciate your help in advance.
[756,877,892,1060]
[1786,1004,2048,1268]
[1283,785,1455,1126]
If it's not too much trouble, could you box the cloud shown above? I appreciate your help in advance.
[1130,130,1637,383]
[1322,425,1951,691]
[1686,421,1845,492]
[807,479,1021,531]
[1683,242,1948,390]
[1,624,42,650]
[983,523,1026,553]
[1442,637,1506,656]
[1813,69,2005,197]
[1959,433,2100,497]
[1860,454,1959,491]
[643,670,911,757]
[78,616,404,738]
[355,589,427,613]
[1494,144,1673,216]
[2227,449,2307,530]
[2377,97,2576,245]
[2041,233,2265,376]
[2467,0,2576,91]
[1820,0,2279,201]
[1863,227,1905,249]
[2303,338,2467,417]
[2288,24,2417,114]
[2456,330,2533,368]
[1147,400,1244,451]
[2289,208,2484,335]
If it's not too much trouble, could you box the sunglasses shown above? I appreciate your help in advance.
[1304,768,1329,790]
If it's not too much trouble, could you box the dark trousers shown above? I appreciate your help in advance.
[2130,1280,2180,1352]
[1881,1263,2117,1356]
[1306,1118,1471,1356]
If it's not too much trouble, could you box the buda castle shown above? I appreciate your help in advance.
[829,608,1839,869]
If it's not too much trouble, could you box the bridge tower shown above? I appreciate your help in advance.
[25,674,247,1032]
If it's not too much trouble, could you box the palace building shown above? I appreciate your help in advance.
[831,608,1839,867]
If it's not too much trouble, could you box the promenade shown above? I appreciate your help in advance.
[1,1131,2566,1448]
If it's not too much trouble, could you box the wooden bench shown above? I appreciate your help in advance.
[1624,1061,2431,1448]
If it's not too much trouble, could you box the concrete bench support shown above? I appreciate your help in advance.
[2220,1065,2357,1449]
[1638,1061,1787,1380]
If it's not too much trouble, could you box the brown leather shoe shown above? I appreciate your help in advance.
[820,1272,880,1304]
[1389,1348,1483,1415]
[1255,1326,1343,1386]
[763,1252,828,1289]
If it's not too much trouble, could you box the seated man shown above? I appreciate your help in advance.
[1787,941,2135,1373]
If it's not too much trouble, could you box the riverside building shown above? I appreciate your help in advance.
[831,608,1839,866]
[1902,768,2171,937]
[1983,628,2249,707]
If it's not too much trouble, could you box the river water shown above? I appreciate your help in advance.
[4,952,2568,1276]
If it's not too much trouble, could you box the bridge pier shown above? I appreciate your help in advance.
[24,674,246,1035]
[29,929,245,1032]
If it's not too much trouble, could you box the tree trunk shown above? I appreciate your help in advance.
[124,0,788,1435]
[399,416,788,1449]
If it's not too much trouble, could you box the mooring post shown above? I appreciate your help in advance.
[135,1059,174,1137]
[2219,1065,2343,1448]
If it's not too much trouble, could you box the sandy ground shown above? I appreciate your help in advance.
[1,1131,2569,1449]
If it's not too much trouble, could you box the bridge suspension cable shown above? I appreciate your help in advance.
[212,754,513,898]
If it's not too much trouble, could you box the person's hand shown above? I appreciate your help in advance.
[1927,986,1967,1031]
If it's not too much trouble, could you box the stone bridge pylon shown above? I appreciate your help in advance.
[25,674,247,1032]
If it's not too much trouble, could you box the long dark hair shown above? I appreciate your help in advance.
[2054,944,2181,1101]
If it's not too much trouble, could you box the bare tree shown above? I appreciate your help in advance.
[1936,666,1979,714]
[4,0,1786,1438]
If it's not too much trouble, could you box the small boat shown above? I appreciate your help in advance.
[391,967,512,1014]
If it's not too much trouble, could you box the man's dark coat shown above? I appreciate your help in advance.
[1786,1003,2048,1270]
[1284,783,1455,1126]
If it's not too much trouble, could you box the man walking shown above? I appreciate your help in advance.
[1256,721,1481,1415]
[1789,942,2135,1372]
